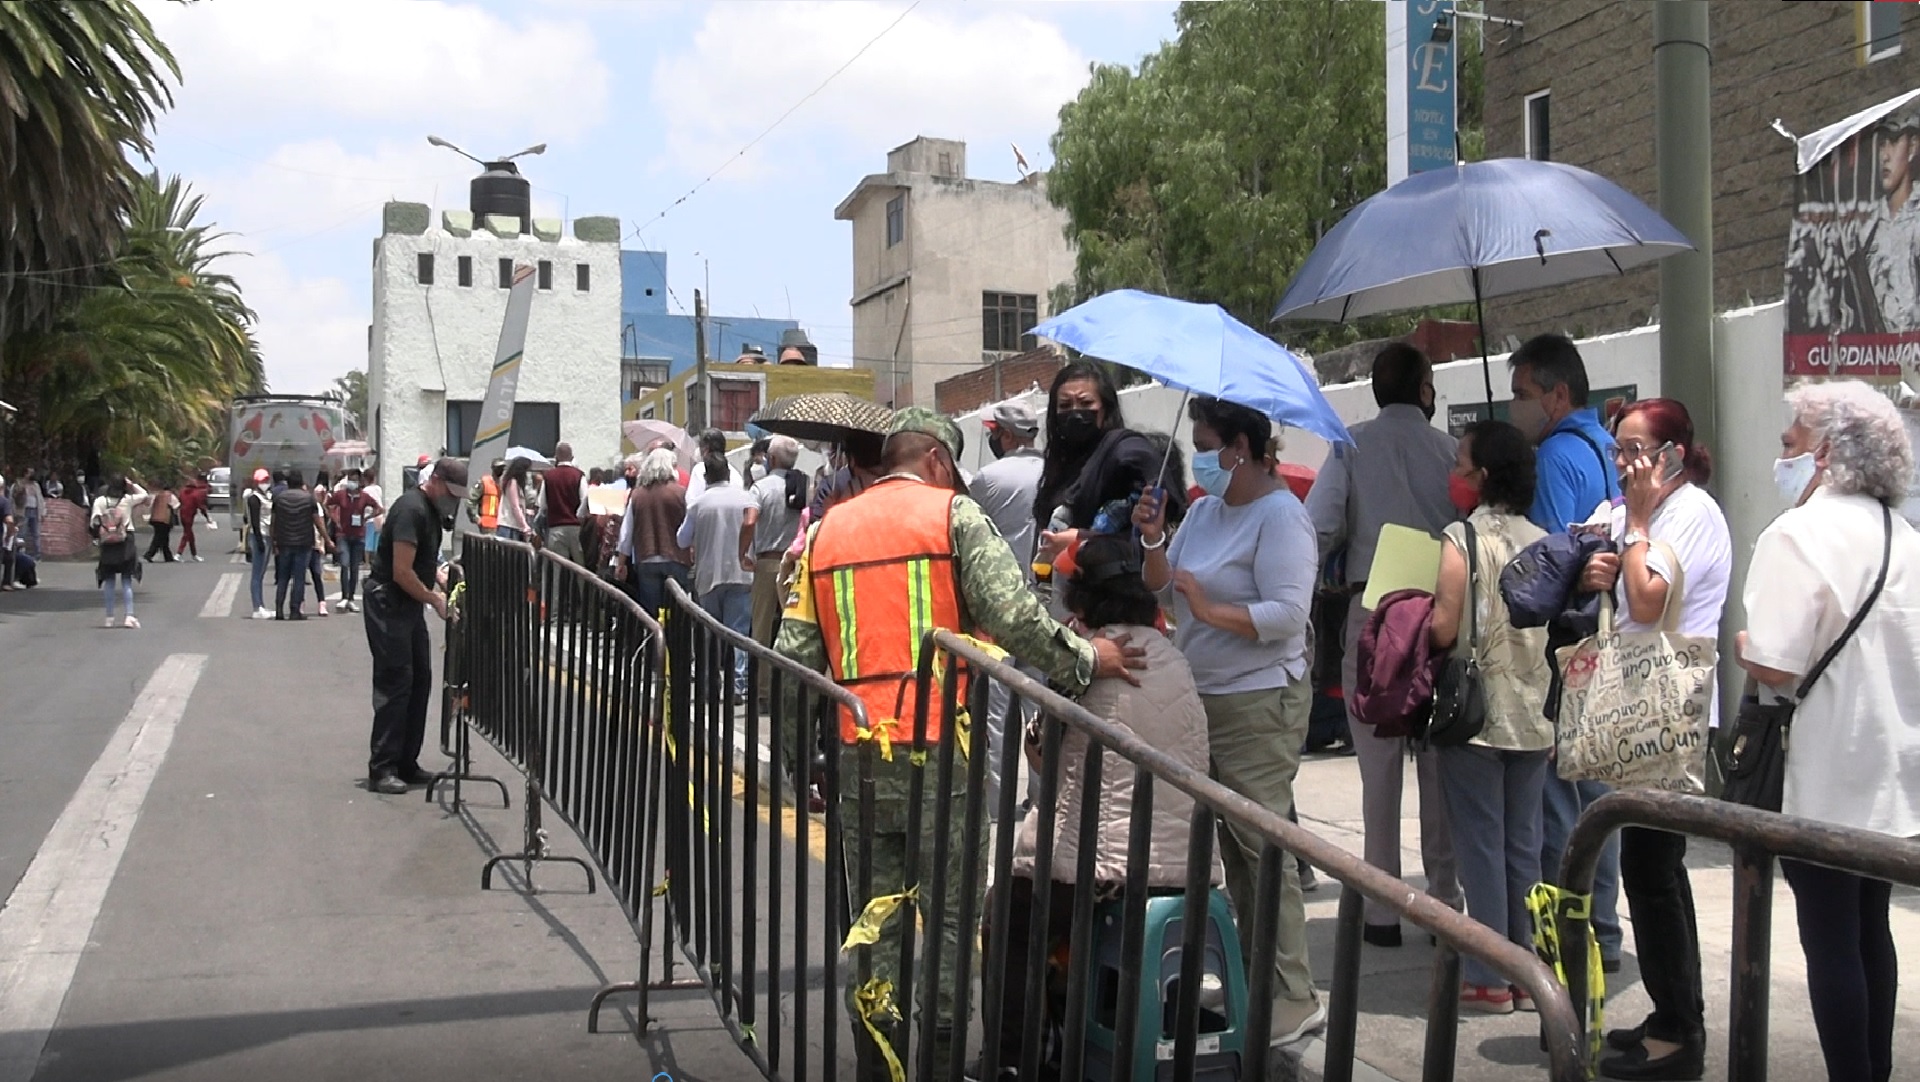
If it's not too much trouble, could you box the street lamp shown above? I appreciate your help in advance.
[426,135,548,166]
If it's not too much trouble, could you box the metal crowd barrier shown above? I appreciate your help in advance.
[447,540,1587,1082]
[1556,789,1920,1082]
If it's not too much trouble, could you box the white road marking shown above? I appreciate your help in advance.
[0,654,208,1081]
[200,573,241,618]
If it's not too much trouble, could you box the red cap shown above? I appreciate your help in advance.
[252,468,271,484]
[417,453,432,466]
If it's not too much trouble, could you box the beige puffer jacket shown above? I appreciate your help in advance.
[1012,626,1224,889]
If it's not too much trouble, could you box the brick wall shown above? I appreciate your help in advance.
[934,351,1065,415]
[1481,0,1920,341]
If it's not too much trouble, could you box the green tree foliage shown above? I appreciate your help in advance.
[334,368,367,437]
[7,174,264,476]
[0,0,177,342]
[1048,0,1485,360]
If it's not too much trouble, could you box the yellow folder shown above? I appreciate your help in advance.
[1361,524,1444,610]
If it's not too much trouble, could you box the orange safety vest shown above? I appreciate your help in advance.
[477,475,501,530]
[809,479,967,747]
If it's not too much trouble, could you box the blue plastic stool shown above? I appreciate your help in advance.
[1080,889,1247,1081]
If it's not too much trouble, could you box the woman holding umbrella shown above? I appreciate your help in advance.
[1034,361,1185,583]
[1132,395,1324,1045]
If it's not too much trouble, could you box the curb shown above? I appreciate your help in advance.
[1270,1036,1406,1082]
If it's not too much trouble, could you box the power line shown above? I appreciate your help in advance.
[624,0,924,242]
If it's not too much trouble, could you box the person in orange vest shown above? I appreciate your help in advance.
[468,459,504,533]
[776,407,1146,1080]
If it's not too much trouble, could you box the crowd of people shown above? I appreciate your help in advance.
[729,340,1919,1082]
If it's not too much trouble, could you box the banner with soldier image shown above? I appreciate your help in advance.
[1785,89,1920,380]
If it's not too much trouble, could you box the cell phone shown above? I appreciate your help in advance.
[1653,442,1686,486]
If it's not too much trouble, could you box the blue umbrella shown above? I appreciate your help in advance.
[1031,290,1352,447]
[1272,158,1694,402]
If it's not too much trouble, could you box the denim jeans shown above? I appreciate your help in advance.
[697,583,753,697]
[632,561,691,619]
[1540,772,1623,960]
[340,539,366,602]
[1438,744,1549,987]
[275,545,312,615]
[248,534,270,610]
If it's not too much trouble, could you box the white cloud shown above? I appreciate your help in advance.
[215,250,365,396]
[141,0,612,139]
[651,1,1090,177]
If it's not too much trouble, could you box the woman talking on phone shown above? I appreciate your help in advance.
[1575,398,1731,1080]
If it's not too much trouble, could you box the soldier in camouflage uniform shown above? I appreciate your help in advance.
[776,406,1145,1080]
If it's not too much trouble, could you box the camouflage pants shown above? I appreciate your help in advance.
[840,748,985,1075]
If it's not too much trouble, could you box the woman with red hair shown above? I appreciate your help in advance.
[1576,397,1732,1080]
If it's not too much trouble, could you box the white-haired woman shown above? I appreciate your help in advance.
[1737,379,1920,1082]
[615,446,692,617]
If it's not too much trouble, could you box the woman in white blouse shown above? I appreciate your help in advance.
[1737,380,1920,1082]
[1578,398,1731,1081]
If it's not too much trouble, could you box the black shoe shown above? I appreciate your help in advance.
[1362,923,1403,948]
[1608,1022,1647,1050]
[401,768,437,786]
[1599,1040,1704,1081]
[370,774,409,795]
[1298,863,1320,892]
[274,612,285,620]
[289,612,308,621]
[1603,956,1623,975]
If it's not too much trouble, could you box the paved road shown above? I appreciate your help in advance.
[0,555,758,1082]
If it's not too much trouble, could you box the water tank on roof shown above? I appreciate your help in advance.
[470,161,531,234]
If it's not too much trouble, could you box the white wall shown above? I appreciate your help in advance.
[369,222,622,495]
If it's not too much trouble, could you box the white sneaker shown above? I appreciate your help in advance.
[318,601,329,617]
[250,607,273,620]
[103,616,117,628]
[122,616,141,629]
[1271,996,1327,1045]
[194,555,205,562]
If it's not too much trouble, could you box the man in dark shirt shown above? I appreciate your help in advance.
[542,441,586,564]
[364,456,467,794]
[271,470,318,620]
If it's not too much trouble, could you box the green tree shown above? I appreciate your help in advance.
[1048,0,1485,359]
[0,1,177,344]
[334,368,367,437]
[7,173,264,476]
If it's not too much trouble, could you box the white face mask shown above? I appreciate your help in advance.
[1507,395,1551,443]
[1773,452,1819,505]
[750,463,768,483]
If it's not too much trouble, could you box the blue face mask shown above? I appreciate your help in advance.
[1191,449,1232,497]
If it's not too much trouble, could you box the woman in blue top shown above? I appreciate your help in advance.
[1133,395,1323,1047]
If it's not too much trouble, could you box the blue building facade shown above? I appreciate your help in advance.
[620,250,801,402]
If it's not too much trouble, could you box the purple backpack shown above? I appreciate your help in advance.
[1352,589,1439,740]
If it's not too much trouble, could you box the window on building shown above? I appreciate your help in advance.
[622,359,669,402]
[1864,1,1902,62]
[982,291,1040,353]
[537,260,553,290]
[576,263,591,291]
[641,405,656,420]
[457,255,473,287]
[416,253,434,285]
[886,195,905,248]
[711,378,762,433]
[1525,90,1552,162]
[444,401,561,457]
[937,152,953,177]
[663,394,674,424]
[498,258,514,289]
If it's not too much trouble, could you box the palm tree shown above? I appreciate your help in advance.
[9,173,264,475]
[0,1,177,350]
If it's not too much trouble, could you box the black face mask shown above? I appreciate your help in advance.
[1056,408,1102,450]
[987,431,1007,460]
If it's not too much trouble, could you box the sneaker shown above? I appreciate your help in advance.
[1511,986,1536,1013]
[318,601,329,617]
[250,607,273,620]
[103,616,118,628]
[121,616,141,629]
[194,555,205,562]
[1270,995,1327,1045]
[1460,984,1515,1014]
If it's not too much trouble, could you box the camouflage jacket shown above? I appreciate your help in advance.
[776,477,1095,697]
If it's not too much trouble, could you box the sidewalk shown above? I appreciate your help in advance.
[1289,748,1920,1081]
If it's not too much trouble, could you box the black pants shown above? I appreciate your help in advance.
[364,584,432,780]
[1618,827,1704,1044]
[144,523,174,561]
[985,874,1077,1069]
[1784,859,1897,1082]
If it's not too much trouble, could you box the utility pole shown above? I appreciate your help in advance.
[1655,1,1715,448]
[693,288,708,432]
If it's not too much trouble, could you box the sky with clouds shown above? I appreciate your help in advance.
[137,0,1180,396]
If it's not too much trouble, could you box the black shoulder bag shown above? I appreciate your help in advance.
[1723,504,1893,811]
[1428,523,1488,747]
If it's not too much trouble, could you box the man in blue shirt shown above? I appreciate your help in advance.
[1507,333,1624,971]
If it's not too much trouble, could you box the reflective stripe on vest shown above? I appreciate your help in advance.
[478,475,501,530]
[809,479,966,747]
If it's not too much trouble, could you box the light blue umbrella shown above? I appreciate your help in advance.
[1031,289,1352,446]
[1272,158,1693,402]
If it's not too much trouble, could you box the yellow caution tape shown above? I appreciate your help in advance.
[740,1023,756,1045]
[1528,882,1606,1072]
[652,877,669,897]
[842,887,918,952]
[908,749,929,767]
[852,978,904,1082]
[854,724,896,763]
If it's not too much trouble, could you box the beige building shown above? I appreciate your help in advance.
[835,137,1076,408]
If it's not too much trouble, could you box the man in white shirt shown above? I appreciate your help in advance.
[684,428,746,503]
[749,435,804,652]
[966,397,1048,811]
[677,458,759,701]
[1304,343,1462,945]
